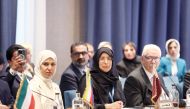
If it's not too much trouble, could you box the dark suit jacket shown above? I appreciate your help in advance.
[59,63,83,107]
[183,72,190,98]
[60,63,83,91]
[124,66,168,107]
[0,79,14,106]
[2,67,21,99]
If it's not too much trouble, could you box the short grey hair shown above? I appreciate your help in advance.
[141,44,161,56]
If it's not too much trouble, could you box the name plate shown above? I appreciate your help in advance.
[160,102,173,108]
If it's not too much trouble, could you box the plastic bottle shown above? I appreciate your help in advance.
[186,87,190,107]
[72,92,83,109]
[169,84,179,108]
[53,93,63,109]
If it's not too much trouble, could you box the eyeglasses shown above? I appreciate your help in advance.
[72,51,87,57]
[143,55,160,62]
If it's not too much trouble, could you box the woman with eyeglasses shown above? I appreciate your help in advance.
[79,47,125,109]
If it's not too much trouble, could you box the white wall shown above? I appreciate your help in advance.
[16,0,46,62]
[16,0,84,84]
[46,0,84,83]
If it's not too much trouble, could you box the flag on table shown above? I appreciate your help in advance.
[15,76,35,109]
[82,68,94,108]
[151,75,162,104]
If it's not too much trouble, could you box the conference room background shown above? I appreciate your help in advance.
[1,0,190,82]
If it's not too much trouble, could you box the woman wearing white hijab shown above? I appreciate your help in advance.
[157,39,186,99]
[157,39,186,83]
[29,50,64,109]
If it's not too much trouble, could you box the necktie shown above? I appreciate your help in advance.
[151,75,162,104]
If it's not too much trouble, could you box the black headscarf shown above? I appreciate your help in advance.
[91,47,123,104]
[93,47,113,71]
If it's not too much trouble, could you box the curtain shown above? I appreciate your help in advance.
[84,0,190,69]
[16,0,35,44]
[16,0,47,63]
[0,0,17,58]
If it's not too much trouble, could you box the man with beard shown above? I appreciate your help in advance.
[60,42,89,109]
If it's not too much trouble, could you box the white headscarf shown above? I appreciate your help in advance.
[165,39,180,60]
[34,50,57,88]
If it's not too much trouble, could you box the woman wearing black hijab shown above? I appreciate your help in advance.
[79,47,125,109]
[116,42,141,78]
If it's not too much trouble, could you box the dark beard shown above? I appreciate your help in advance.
[73,58,87,68]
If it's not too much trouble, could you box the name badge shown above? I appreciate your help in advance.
[160,101,173,108]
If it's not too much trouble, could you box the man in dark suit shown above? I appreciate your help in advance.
[0,53,5,73]
[1,44,26,99]
[0,55,14,109]
[0,79,14,108]
[124,44,168,107]
[59,42,89,108]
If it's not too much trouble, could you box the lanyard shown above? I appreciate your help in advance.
[108,87,114,102]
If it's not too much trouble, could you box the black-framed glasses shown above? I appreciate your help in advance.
[143,55,160,62]
[72,51,88,57]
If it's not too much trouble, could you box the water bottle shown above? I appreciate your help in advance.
[169,84,179,108]
[186,88,190,107]
[72,92,83,109]
[54,93,63,109]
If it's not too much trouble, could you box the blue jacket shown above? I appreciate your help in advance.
[157,57,186,82]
